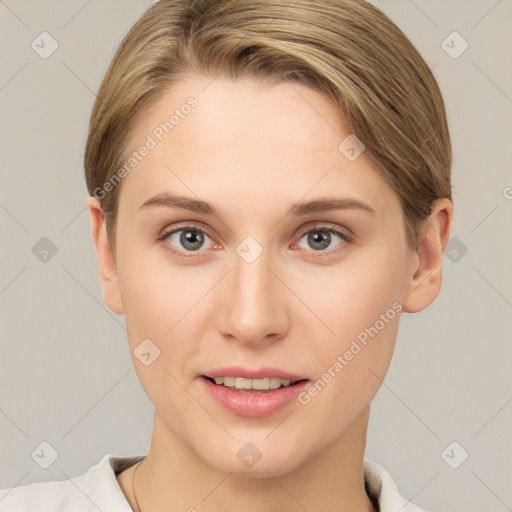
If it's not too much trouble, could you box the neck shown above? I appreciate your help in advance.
[132,407,375,512]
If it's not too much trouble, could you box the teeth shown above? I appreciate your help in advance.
[211,376,293,390]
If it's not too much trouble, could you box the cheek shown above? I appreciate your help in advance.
[301,242,406,343]
[296,244,405,400]
[116,240,197,336]
[116,246,213,393]
[116,254,202,408]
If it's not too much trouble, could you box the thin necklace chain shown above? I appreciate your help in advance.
[131,457,377,512]
[132,459,144,512]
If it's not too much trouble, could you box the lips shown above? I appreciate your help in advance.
[201,376,309,417]
[199,366,310,417]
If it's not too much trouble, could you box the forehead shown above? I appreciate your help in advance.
[128,75,347,151]
[119,75,398,220]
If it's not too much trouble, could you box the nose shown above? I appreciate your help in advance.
[215,247,290,348]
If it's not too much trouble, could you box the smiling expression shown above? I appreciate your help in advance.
[97,74,419,476]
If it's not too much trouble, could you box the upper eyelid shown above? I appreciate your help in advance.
[159,222,216,241]
[298,222,350,236]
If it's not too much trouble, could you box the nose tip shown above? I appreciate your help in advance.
[214,252,289,347]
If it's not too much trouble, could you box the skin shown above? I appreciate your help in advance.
[88,75,453,512]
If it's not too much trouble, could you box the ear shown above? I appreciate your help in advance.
[402,198,453,313]
[87,196,125,315]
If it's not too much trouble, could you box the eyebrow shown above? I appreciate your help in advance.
[138,193,376,217]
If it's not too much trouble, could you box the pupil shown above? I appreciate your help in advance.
[181,230,204,250]
[309,231,330,250]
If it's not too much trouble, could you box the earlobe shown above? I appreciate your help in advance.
[87,197,125,315]
[402,198,453,313]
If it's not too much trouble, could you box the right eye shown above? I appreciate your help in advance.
[160,225,217,255]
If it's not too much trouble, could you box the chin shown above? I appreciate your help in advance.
[202,441,308,479]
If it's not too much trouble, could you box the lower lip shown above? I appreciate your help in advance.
[201,377,309,418]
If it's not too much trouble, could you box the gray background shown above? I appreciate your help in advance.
[1,0,511,510]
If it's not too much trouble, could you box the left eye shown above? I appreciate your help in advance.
[295,227,348,252]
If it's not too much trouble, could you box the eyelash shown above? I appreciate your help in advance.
[158,223,353,259]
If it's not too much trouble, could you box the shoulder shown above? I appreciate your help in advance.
[364,458,439,512]
[0,454,144,512]
[0,474,91,511]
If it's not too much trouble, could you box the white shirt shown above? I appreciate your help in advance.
[0,455,435,511]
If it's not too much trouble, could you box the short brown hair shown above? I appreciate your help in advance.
[84,0,452,254]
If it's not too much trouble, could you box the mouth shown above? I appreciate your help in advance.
[201,375,308,393]
[200,373,310,417]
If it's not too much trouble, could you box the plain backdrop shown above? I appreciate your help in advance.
[0,1,511,511]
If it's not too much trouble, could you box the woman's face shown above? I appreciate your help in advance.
[108,75,418,476]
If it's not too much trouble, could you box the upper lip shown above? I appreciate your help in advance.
[202,366,307,381]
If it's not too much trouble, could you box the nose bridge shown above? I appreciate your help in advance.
[215,243,289,345]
